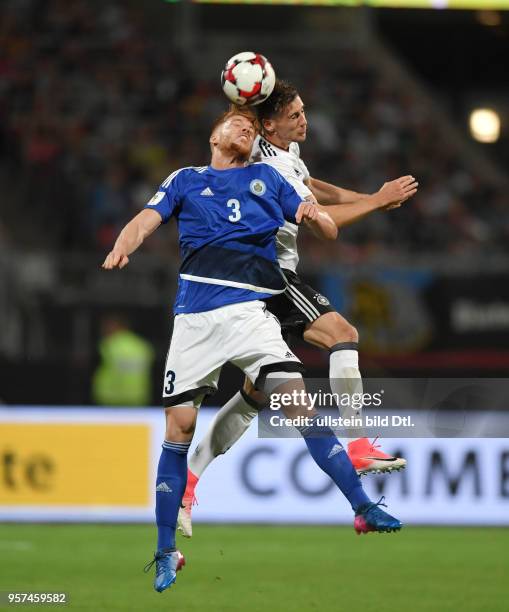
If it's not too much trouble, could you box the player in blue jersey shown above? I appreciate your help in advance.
[103,107,402,594]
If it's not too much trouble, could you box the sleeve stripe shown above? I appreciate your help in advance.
[160,166,207,188]
[259,139,277,158]
[161,168,182,188]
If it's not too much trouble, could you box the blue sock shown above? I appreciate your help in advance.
[298,416,371,511]
[155,440,190,551]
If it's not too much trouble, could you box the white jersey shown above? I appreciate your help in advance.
[250,135,312,272]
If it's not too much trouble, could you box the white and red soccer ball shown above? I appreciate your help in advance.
[221,52,276,106]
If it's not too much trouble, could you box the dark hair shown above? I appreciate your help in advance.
[210,105,260,135]
[256,80,299,122]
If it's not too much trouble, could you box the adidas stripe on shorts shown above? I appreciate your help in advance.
[162,300,305,407]
[264,268,336,336]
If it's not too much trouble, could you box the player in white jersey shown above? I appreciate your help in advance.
[178,82,418,537]
[252,134,309,273]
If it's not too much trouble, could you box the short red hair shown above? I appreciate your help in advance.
[210,105,260,136]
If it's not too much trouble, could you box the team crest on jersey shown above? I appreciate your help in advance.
[315,294,330,306]
[147,191,165,206]
[250,179,266,196]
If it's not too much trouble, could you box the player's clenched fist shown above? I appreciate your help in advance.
[295,202,318,224]
[378,175,419,209]
[102,250,130,270]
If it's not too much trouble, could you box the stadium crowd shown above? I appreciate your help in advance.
[1,0,507,265]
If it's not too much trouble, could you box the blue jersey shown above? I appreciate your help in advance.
[144,163,303,314]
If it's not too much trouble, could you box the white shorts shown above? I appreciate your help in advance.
[162,300,304,407]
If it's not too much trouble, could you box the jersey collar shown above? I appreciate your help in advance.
[260,135,291,153]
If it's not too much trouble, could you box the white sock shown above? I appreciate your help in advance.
[188,390,260,477]
[329,346,366,439]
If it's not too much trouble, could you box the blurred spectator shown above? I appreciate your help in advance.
[92,315,155,406]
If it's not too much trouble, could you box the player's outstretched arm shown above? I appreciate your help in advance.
[306,177,369,205]
[296,203,338,240]
[320,176,419,229]
[102,209,162,270]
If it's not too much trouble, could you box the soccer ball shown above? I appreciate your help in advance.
[221,52,276,106]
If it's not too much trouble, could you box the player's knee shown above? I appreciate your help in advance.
[305,312,359,348]
[325,312,357,341]
[164,407,197,439]
[336,318,358,344]
[177,421,196,436]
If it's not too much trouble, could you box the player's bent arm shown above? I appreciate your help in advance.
[306,177,368,206]
[102,209,162,270]
[296,203,337,241]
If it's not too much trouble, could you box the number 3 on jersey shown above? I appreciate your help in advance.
[164,370,176,395]
[227,198,241,222]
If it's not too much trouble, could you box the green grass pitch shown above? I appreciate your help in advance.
[0,524,507,611]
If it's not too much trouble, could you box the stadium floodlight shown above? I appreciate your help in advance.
[469,108,501,143]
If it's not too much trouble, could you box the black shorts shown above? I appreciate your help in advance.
[264,268,336,337]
